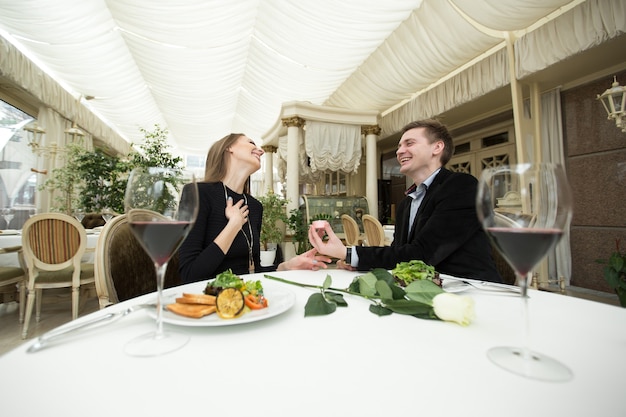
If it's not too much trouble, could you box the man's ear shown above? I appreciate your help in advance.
[432,140,444,156]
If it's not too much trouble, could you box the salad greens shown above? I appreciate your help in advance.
[391,260,438,286]
[206,269,263,296]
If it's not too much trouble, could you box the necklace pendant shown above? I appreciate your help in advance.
[249,260,255,274]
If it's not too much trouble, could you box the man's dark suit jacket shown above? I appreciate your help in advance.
[355,168,502,282]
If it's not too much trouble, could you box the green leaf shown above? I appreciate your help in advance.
[304,293,337,316]
[375,280,393,299]
[325,291,348,307]
[382,298,433,315]
[370,268,394,284]
[369,304,393,316]
[357,273,378,297]
[404,280,444,305]
[322,275,332,290]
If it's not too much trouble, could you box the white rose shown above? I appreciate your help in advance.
[432,293,475,326]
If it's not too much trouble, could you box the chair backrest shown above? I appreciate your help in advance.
[21,213,87,273]
[340,214,360,246]
[362,214,385,246]
[94,214,181,308]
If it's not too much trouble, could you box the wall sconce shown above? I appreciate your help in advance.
[597,76,626,133]
[65,121,85,142]
[23,121,46,150]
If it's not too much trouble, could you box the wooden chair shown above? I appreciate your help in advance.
[20,213,95,339]
[362,214,386,246]
[340,214,361,246]
[0,245,27,321]
[94,214,180,309]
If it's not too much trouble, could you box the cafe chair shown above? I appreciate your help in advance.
[20,213,96,339]
[94,214,180,309]
[340,214,361,246]
[0,245,27,322]
[362,214,386,247]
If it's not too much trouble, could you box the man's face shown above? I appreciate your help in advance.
[396,127,438,176]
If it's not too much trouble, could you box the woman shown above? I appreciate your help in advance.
[179,133,330,284]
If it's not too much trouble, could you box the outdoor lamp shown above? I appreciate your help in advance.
[597,76,626,133]
[23,121,45,151]
[65,121,85,142]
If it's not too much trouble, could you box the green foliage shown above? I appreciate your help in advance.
[597,239,626,307]
[265,268,444,319]
[129,125,183,169]
[42,124,183,215]
[41,143,85,214]
[287,208,311,255]
[257,191,289,250]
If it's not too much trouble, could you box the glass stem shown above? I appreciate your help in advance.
[518,271,531,368]
[154,261,168,339]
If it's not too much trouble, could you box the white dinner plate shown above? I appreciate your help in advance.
[150,283,296,327]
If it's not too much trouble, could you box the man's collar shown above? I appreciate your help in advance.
[405,168,441,195]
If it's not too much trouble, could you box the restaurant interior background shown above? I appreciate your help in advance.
[0,0,624,296]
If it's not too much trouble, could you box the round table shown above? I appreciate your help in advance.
[1,269,624,416]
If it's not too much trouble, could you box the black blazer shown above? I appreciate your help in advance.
[355,168,501,282]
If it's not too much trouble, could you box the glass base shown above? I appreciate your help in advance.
[487,346,573,382]
[124,330,189,357]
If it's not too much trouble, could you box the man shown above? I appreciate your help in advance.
[309,119,501,282]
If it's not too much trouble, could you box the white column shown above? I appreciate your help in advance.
[363,125,380,220]
[281,117,304,261]
[261,145,277,195]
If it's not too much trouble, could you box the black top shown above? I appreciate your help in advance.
[355,168,502,282]
[178,182,273,283]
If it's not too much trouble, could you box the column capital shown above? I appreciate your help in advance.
[281,116,305,128]
[262,145,278,153]
[361,125,381,136]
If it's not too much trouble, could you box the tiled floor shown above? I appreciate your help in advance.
[0,288,99,356]
[0,283,621,357]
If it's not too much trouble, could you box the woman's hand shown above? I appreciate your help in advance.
[308,222,348,260]
[224,196,249,228]
[278,248,331,271]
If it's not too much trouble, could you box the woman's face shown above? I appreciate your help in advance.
[229,135,264,173]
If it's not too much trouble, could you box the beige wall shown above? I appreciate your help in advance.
[563,71,626,292]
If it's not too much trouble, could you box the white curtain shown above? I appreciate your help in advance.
[277,134,322,185]
[540,88,572,285]
[380,0,625,137]
[516,0,625,79]
[304,121,361,174]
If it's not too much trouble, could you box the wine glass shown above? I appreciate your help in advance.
[2,208,14,229]
[124,167,199,357]
[476,163,573,382]
[74,208,85,223]
[102,208,114,223]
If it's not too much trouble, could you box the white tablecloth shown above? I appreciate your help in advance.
[1,269,624,417]
[0,232,100,267]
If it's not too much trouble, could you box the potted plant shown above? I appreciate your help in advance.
[287,207,311,255]
[597,239,626,307]
[257,191,289,266]
[41,124,182,215]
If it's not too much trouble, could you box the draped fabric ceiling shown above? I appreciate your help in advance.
[0,0,615,156]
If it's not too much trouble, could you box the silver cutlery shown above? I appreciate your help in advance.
[27,303,156,353]
[442,277,521,295]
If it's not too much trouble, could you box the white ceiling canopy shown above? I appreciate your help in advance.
[0,0,578,155]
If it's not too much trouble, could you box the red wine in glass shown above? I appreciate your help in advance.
[476,163,573,382]
[129,221,193,266]
[487,228,563,276]
[124,167,198,357]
